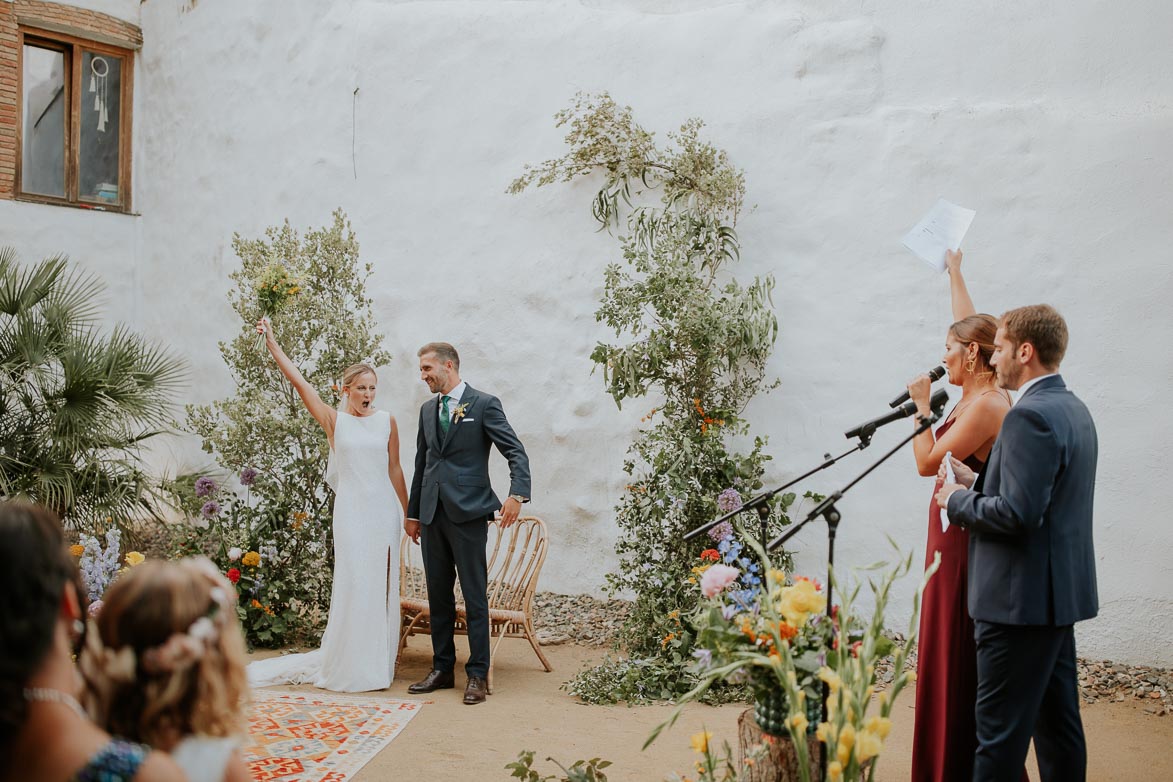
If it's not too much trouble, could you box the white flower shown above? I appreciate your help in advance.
[188,617,217,643]
[227,547,242,562]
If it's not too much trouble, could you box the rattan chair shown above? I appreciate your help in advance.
[399,515,553,692]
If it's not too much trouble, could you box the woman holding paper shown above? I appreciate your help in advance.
[905,249,1015,782]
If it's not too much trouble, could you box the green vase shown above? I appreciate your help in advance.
[753,687,821,736]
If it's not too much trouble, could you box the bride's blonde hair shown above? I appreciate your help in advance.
[80,558,249,748]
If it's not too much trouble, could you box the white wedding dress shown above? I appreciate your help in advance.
[248,410,401,692]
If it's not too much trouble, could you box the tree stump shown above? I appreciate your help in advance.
[736,708,823,782]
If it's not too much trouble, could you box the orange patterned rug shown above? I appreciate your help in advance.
[244,691,422,781]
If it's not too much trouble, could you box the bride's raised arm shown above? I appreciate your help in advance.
[257,318,337,438]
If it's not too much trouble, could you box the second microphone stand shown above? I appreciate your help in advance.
[767,400,945,615]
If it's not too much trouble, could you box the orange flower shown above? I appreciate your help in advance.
[700,549,720,562]
[776,622,798,641]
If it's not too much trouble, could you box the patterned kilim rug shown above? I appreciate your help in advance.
[244,691,422,782]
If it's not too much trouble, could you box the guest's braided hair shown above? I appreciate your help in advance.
[0,502,85,752]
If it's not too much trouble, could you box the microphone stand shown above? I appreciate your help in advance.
[767,401,945,617]
[683,437,875,552]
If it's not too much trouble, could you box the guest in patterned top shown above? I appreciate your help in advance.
[0,501,184,782]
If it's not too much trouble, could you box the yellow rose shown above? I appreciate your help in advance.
[124,551,145,567]
[689,730,712,754]
[777,578,827,627]
[70,544,85,557]
[242,551,261,567]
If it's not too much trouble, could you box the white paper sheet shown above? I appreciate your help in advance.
[941,450,956,532]
[902,199,976,272]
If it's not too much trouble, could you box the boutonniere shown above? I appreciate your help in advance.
[452,403,470,423]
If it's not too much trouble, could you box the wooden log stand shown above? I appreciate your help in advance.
[736,708,823,782]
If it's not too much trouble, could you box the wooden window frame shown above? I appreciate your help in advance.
[15,27,134,213]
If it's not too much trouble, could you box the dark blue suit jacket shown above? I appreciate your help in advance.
[946,375,1099,626]
[407,385,531,525]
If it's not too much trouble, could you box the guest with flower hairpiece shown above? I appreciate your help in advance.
[0,501,184,782]
[80,558,252,782]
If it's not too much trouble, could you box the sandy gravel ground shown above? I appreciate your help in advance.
[248,641,1173,782]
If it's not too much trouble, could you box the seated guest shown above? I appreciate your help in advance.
[81,558,252,782]
[0,501,184,782]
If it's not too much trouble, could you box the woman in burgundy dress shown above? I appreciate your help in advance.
[906,250,1016,782]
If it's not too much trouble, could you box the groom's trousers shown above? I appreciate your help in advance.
[973,621,1086,781]
[420,499,491,679]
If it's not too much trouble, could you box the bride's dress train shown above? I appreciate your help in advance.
[248,410,401,692]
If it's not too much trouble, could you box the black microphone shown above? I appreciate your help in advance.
[889,365,946,408]
[845,387,948,441]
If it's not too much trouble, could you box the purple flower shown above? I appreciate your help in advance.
[200,500,221,519]
[708,520,733,542]
[692,648,713,669]
[194,477,218,497]
[88,599,104,618]
[239,467,258,487]
[716,488,742,513]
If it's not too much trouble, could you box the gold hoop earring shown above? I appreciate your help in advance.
[965,356,977,374]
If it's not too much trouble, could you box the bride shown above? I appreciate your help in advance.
[247,319,408,692]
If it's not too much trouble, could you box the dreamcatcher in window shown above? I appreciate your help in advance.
[89,56,110,132]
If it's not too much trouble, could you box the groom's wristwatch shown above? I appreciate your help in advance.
[508,494,529,504]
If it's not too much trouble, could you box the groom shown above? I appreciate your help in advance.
[405,342,531,704]
[938,305,1098,780]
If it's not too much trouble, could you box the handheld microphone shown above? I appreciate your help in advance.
[846,387,948,441]
[889,365,946,408]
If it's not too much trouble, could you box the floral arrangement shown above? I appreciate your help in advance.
[170,470,332,647]
[650,535,939,782]
[73,527,146,613]
[252,262,301,349]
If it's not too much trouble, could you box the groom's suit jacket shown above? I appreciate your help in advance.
[407,384,531,525]
[947,374,1099,626]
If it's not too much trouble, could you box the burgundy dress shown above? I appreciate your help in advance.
[910,416,1028,782]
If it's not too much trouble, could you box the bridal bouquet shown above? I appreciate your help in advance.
[252,262,301,349]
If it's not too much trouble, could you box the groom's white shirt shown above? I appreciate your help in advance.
[438,381,467,423]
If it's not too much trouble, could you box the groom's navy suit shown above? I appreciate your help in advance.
[408,384,531,680]
[947,375,1098,781]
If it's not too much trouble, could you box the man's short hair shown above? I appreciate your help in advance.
[418,342,460,370]
[1000,305,1068,370]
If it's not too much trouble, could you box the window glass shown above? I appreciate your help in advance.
[79,51,122,204]
[21,45,67,198]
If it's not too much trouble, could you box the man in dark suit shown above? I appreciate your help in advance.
[937,304,1098,781]
[404,342,531,704]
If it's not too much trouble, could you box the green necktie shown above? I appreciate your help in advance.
[440,395,452,434]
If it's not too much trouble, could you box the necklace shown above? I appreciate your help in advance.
[23,687,89,721]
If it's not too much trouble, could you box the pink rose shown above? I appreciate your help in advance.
[700,564,740,598]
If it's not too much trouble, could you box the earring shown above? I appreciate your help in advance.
[71,619,85,642]
[965,356,977,374]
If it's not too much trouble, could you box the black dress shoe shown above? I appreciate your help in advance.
[463,675,488,705]
[408,669,455,694]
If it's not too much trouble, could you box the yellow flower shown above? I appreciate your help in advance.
[907,671,917,684]
[827,761,843,780]
[124,551,145,567]
[242,551,261,567]
[689,730,712,754]
[818,667,842,692]
[776,578,826,627]
[70,544,85,557]
[836,723,856,766]
[668,610,680,620]
[789,713,808,733]
[816,721,835,743]
[856,729,884,762]
[865,716,892,739]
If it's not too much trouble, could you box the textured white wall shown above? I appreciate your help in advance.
[1,0,1170,665]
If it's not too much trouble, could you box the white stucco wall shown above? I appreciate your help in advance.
[1,0,1170,665]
